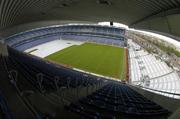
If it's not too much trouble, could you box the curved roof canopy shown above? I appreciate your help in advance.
[0,0,180,41]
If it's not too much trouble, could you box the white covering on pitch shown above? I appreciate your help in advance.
[25,39,83,58]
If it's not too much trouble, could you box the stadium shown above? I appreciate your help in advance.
[0,0,180,119]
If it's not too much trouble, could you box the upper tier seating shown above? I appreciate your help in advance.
[5,25,126,50]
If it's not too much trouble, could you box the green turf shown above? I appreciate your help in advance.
[45,43,126,80]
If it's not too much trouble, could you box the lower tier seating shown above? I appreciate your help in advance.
[0,47,170,119]
[66,82,170,119]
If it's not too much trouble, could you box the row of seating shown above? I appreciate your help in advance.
[5,25,125,47]
[0,47,108,118]
[7,47,104,93]
[13,32,125,51]
[0,47,170,119]
[66,82,169,119]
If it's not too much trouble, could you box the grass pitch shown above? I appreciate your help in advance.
[45,43,126,80]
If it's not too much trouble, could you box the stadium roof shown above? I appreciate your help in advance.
[0,0,180,41]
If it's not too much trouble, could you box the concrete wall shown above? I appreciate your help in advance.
[129,85,180,113]
[168,106,180,119]
[0,40,8,56]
